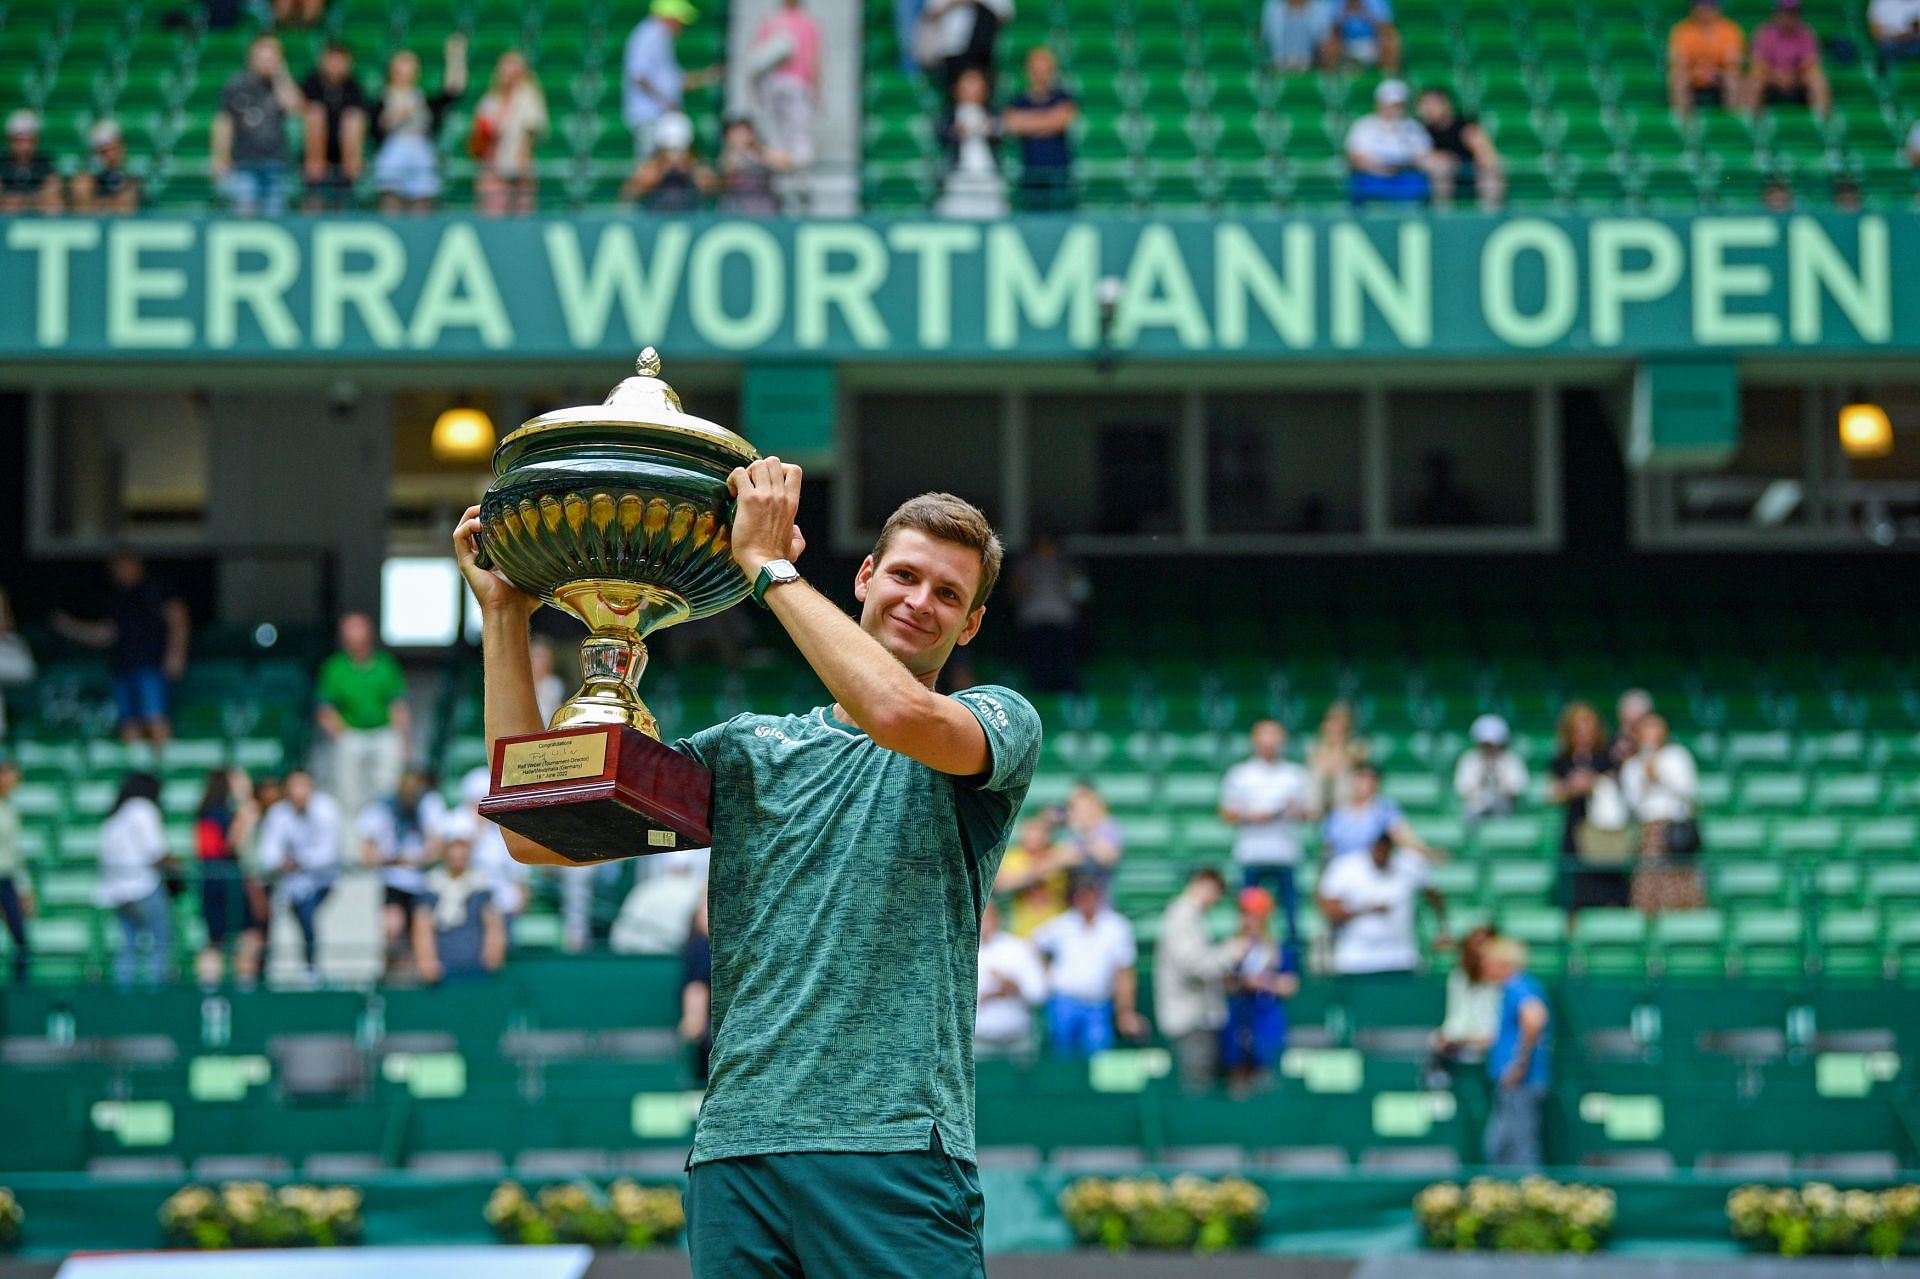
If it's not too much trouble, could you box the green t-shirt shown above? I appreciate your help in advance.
[316,651,407,731]
[672,684,1041,1167]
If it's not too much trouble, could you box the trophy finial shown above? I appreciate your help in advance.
[637,348,661,378]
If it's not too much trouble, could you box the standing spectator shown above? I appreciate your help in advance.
[213,34,304,217]
[1346,79,1438,204]
[68,120,141,213]
[936,67,1006,218]
[1154,867,1240,1089]
[194,768,263,988]
[1010,532,1088,693]
[1002,48,1079,212]
[1263,0,1336,71]
[0,760,32,983]
[623,0,715,158]
[1060,781,1125,887]
[1307,701,1368,811]
[923,0,1014,96]
[1032,875,1144,1056]
[1746,0,1831,114]
[1416,87,1503,209]
[681,898,713,1082]
[52,553,191,752]
[1317,831,1447,978]
[1869,0,1920,60]
[1221,887,1298,1091]
[1430,924,1500,1157]
[0,110,61,213]
[1611,688,1654,766]
[1481,937,1551,1170]
[236,774,283,986]
[411,825,505,984]
[1219,719,1315,941]
[716,117,785,215]
[993,815,1072,935]
[976,897,1048,1058]
[0,588,36,740]
[98,773,173,989]
[316,612,409,856]
[1322,763,1445,863]
[749,0,821,173]
[1549,702,1631,913]
[1326,0,1402,71]
[371,35,469,215]
[529,636,567,727]
[472,50,548,217]
[1668,0,1746,115]
[619,110,717,210]
[358,768,444,978]
[300,41,369,210]
[255,770,343,984]
[1454,714,1528,822]
[1621,714,1704,913]
[273,0,325,27]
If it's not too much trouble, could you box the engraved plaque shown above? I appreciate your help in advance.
[499,732,609,788]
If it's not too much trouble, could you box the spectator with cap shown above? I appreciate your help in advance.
[255,769,343,985]
[52,552,191,753]
[1416,86,1503,209]
[749,0,821,175]
[1262,0,1337,72]
[1325,0,1402,70]
[316,612,410,855]
[1322,762,1446,863]
[1221,887,1298,1091]
[1032,874,1144,1056]
[1746,0,1831,115]
[1317,831,1449,979]
[68,120,141,213]
[1346,79,1440,204]
[1869,0,1920,61]
[213,33,305,217]
[1668,0,1746,115]
[619,110,717,210]
[623,0,719,160]
[371,34,469,214]
[1219,718,1315,942]
[300,41,369,210]
[1002,47,1079,211]
[1154,867,1241,1088]
[1,110,61,214]
[411,820,506,984]
[0,760,33,984]
[1454,714,1528,822]
[1481,936,1551,1169]
[976,897,1049,1058]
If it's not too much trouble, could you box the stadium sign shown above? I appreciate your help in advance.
[1,213,1913,360]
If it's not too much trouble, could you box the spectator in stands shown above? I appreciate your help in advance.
[1317,831,1448,979]
[1416,87,1504,209]
[1621,713,1704,913]
[528,636,567,727]
[1263,0,1337,72]
[300,41,369,211]
[213,34,305,217]
[922,0,1014,96]
[1870,0,1920,60]
[458,766,530,930]
[256,769,343,984]
[53,553,190,752]
[1220,719,1315,942]
[1611,688,1653,766]
[194,768,263,988]
[1326,0,1402,71]
[1011,532,1088,692]
[1307,700,1368,812]
[623,0,718,159]
[994,815,1072,935]
[372,34,469,215]
[0,588,35,741]
[1549,701,1631,914]
[1003,48,1079,212]
[717,117,786,215]
[316,612,409,856]
[620,111,717,210]
[273,0,325,27]
[1762,174,1795,210]
[1831,174,1863,210]
[1346,81,1437,204]
[1667,0,1746,115]
[749,0,821,174]
[1746,0,1831,115]
[0,110,61,214]
[681,898,713,1081]
[1033,874,1144,1055]
[237,773,281,981]
[358,768,444,979]
[0,760,32,984]
[98,772,174,989]
[69,120,141,214]
[936,67,1007,218]
[608,848,708,953]
[1221,886,1299,1091]
[1154,867,1240,1088]
[472,50,548,217]
[1454,713,1528,822]
[1430,924,1499,1071]
[1481,936,1550,1169]
[1323,763,1446,863]
[976,897,1049,1058]
[411,823,506,984]
[1060,781,1125,888]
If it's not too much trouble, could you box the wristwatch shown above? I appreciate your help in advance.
[752,558,801,608]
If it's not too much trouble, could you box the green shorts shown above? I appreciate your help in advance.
[686,1128,986,1278]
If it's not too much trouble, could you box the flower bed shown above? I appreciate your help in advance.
[159,1183,362,1249]
[485,1180,685,1248]
[0,1187,22,1250]
[1415,1177,1615,1253]
[1058,1175,1267,1253]
[1728,1183,1920,1258]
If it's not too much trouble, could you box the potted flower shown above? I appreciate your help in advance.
[1415,1177,1615,1252]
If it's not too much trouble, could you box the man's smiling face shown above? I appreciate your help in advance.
[853,528,986,679]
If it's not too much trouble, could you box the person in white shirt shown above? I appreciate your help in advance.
[1317,832,1448,976]
[609,847,710,954]
[255,770,343,980]
[529,638,567,728]
[976,897,1048,1058]
[1454,714,1529,822]
[1032,876,1143,1057]
[1345,78,1442,204]
[1621,714,1704,912]
[1870,0,1920,59]
[1219,719,1316,941]
[97,772,173,988]
[460,765,531,928]
[358,768,445,977]
[1152,867,1242,1088]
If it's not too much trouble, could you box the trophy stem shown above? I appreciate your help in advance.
[550,635,660,738]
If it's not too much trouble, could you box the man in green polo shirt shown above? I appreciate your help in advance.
[455,468,1039,1277]
[315,612,411,850]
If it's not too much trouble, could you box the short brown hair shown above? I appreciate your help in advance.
[871,492,1004,609]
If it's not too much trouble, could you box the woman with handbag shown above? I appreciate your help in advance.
[1621,714,1704,913]
[471,50,548,216]
[1549,702,1631,914]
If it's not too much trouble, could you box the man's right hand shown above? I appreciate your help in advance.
[453,504,540,618]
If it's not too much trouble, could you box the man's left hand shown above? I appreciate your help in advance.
[727,456,806,578]
[1116,1009,1147,1040]
[1500,1061,1527,1090]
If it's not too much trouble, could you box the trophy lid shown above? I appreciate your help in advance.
[493,348,757,474]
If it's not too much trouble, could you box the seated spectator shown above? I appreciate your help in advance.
[1668,0,1745,115]
[1059,781,1124,887]
[936,67,1006,218]
[749,0,821,173]
[411,827,505,984]
[1326,0,1402,71]
[458,766,530,926]
[1621,713,1704,913]
[716,117,785,214]
[1322,763,1446,862]
[1,110,61,214]
[1308,700,1368,810]
[52,552,190,752]
[1221,887,1299,1091]
[1346,80,1438,204]
[0,587,35,741]
[255,769,342,984]
[994,815,1072,934]
[372,35,468,215]
[620,110,716,210]
[1317,831,1448,978]
[1416,87,1503,209]
[1263,0,1336,71]
[98,773,174,989]
[1481,937,1551,1170]
[358,768,444,977]
[922,0,1014,97]
[1746,0,1831,115]
[1002,47,1078,211]
[195,768,263,988]
[0,760,32,984]
[213,34,304,217]
[1869,0,1920,60]
[1549,701,1631,914]
[67,120,141,213]
[681,899,713,1081]
[976,897,1048,1058]
[1454,713,1528,821]
[273,0,325,27]
[608,848,708,953]
[1154,867,1239,1089]
[472,50,548,217]
[1219,719,1315,942]
[1033,875,1144,1056]
[301,41,369,211]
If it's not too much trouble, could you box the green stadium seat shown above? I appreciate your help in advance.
[1653,909,1726,979]
[1498,905,1569,976]
[1712,861,1789,909]
[1729,909,1805,981]
[1738,772,1809,812]
[1572,909,1648,979]
[1864,864,1920,914]
[1475,814,1549,858]
[1486,860,1555,909]
[1771,817,1845,858]
[1701,815,1767,857]
[1848,816,1917,858]
[1815,909,1884,981]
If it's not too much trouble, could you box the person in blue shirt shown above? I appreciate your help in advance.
[1220,887,1299,1090]
[1320,763,1447,862]
[1482,937,1551,1168]
[1001,47,1079,212]
[1326,0,1402,71]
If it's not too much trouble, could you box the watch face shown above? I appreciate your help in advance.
[769,560,799,583]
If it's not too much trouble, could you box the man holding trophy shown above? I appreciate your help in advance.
[453,352,1038,1277]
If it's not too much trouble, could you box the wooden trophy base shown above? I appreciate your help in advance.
[476,723,713,864]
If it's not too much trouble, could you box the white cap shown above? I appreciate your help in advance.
[653,110,694,154]
[1470,713,1511,746]
[5,109,38,138]
[1374,79,1409,106]
[438,808,481,844]
[89,118,122,148]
